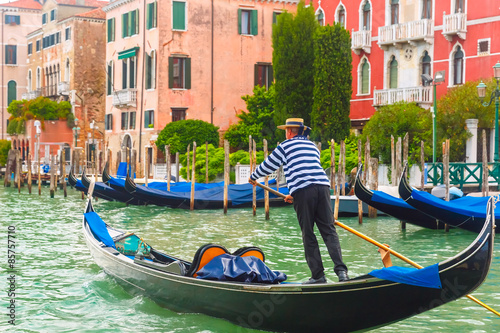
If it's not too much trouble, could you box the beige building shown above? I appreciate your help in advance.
[104,0,298,177]
[0,0,42,142]
[25,0,107,164]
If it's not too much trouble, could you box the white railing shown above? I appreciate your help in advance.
[379,19,433,45]
[443,11,467,38]
[57,81,70,95]
[373,86,432,106]
[351,29,371,52]
[112,88,137,107]
[21,89,41,100]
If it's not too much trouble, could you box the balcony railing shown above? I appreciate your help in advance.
[379,19,434,47]
[373,86,432,106]
[113,88,137,107]
[42,84,58,97]
[21,89,42,100]
[442,11,467,41]
[57,81,70,95]
[351,29,371,54]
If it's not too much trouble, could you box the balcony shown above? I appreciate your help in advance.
[57,81,70,95]
[351,29,371,54]
[21,89,41,100]
[442,11,467,41]
[42,84,58,98]
[378,19,434,49]
[373,86,432,107]
[113,88,137,107]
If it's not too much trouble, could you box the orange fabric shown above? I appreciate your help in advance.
[193,247,228,277]
[239,250,264,261]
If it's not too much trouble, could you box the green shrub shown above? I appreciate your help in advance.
[156,119,220,153]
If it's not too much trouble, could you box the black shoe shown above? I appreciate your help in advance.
[302,276,326,284]
[338,271,349,282]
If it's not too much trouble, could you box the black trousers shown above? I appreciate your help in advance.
[292,184,347,279]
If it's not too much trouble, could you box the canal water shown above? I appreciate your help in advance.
[1,186,499,332]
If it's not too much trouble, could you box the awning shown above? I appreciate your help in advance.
[118,47,139,60]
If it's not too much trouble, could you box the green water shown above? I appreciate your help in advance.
[1,186,499,332]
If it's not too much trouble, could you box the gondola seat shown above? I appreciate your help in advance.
[232,246,265,262]
[185,244,230,277]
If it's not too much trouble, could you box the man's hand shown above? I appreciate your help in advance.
[248,178,257,185]
[284,195,293,203]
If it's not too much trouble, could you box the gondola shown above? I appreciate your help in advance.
[68,168,121,202]
[82,184,494,333]
[354,165,446,229]
[399,164,498,233]
[124,174,291,209]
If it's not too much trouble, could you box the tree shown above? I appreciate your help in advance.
[155,119,220,153]
[0,140,10,166]
[224,85,277,150]
[361,102,432,164]
[311,23,352,144]
[272,1,317,137]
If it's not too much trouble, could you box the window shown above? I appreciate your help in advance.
[337,5,346,28]
[147,1,158,30]
[478,39,490,55]
[107,18,115,42]
[121,112,129,130]
[107,61,114,95]
[453,46,464,85]
[421,51,431,85]
[172,108,186,122]
[36,67,41,89]
[173,1,186,30]
[145,51,156,90]
[28,70,32,91]
[129,111,136,129]
[317,9,325,26]
[105,114,113,130]
[169,56,191,89]
[362,2,371,30]
[42,13,47,25]
[50,9,56,21]
[360,59,370,94]
[255,63,273,90]
[455,0,464,13]
[42,32,60,49]
[7,81,16,106]
[122,56,137,89]
[65,27,71,41]
[28,43,33,55]
[5,45,17,65]
[65,58,70,81]
[273,12,281,25]
[145,110,154,128]
[36,40,40,52]
[389,56,398,89]
[122,10,139,38]
[391,0,399,25]
[5,15,20,25]
[422,0,432,19]
[238,9,257,35]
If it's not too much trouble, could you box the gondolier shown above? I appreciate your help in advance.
[249,118,349,283]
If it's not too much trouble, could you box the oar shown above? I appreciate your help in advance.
[253,181,500,317]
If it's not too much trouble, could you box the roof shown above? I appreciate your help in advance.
[55,0,108,7]
[74,7,105,19]
[0,0,42,10]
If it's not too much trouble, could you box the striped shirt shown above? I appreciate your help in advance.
[250,135,330,195]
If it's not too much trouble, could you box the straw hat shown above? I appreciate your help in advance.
[277,118,311,132]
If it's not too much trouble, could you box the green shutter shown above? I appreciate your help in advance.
[168,57,174,88]
[107,63,112,95]
[361,62,369,94]
[147,3,152,30]
[173,1,185,30]
[273,12,277,25]
[135,9,139,34]
[122,60,127,89]
[185,58,191,89]
[145,53,151,89]
[254,64,259,86]
[238,8,242,34]
[251,10,258,35]
[7,81,16,106]
[153,1,157,28]
[128,10,135,36]
[122,13,128,37]
[144,111,150,128]
[13,46,16,65]
[390,58,398,89]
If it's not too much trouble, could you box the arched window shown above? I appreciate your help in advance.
[421,51,431,85]
[28,70,32,92]
[7,80,16,105]
[389,56,398,89]
[65,58,70,82]
[36,67,41,89]
[360,58,370,94]
[391,0,399,25]
[422,0,432,19]
[453,46,464,85]
[363,1,371,30]
[337,5,346,28]
[317,9,325,26]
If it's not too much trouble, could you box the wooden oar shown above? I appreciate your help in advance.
[253,181,500,317]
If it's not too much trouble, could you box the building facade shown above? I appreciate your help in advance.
[104,0,298,176]
[312,0,500,132]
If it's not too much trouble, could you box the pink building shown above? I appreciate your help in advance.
[312,0,500,134]
[0,0,42,141]
[104,0,298,176]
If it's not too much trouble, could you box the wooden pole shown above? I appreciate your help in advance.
[420,141,425,191]
[205,141,209,184]
[175,152,180,182]
[264,139,269,220]
[396,137,402,186]
[357,139,363,223]
[443,141,450,232]
[334,142,342,220]
[341,141,346,195]
[38,142,41,195]
[190,142,196,211]
[391,135,395,186]
[252,139,257,216]
[276,142,280,190]
[145,147,149,187]
[403,132,409,167]
[62,149,67,197]
[50,154,55,198]
[330,139,335,189]
[15,150,21,193]
[166,145,171,191]
[27,154,32,194]
[186,143,190,182]
[482,130,488,196]
[368,157,378,218]
[223,140,229,214]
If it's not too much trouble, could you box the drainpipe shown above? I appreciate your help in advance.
[211,0,214,124]
[138,0,147,164]
[1,10,4,140]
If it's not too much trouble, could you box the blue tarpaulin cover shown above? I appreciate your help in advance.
[84,212,116,249]
[369,263,442,289]
[196,253,287,284]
